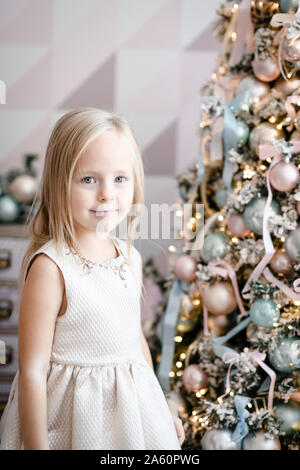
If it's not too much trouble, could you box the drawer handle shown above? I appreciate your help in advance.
[0,298,13,319]
[0,344,12,365]
[0,249,11,270]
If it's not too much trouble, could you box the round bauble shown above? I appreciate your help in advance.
[270,249,294,277]
[174,255,197,283]
[215,187,233,209]
[0,195,20,223]
[236,76,270,103]
[203,280,237,316]
[280,0,299,13]
[274,402,300,435]
[268,335,300,373]
[282,35,300,63]
[202,232,228,263]
[201,429,239,450]
[242,430,281,450]
[249,123,285,157]
[228,212,251,238]
[252,56,281,82]
[243,196,281,235]
[249,298,280,328]
[285,226,300,262]
[236,120,250,148]
[270,161,299,192]
[182,364,209,392]
[9,174,38,204]
[273,76,300,95]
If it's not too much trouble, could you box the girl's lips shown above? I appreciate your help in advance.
[90,210,119,216]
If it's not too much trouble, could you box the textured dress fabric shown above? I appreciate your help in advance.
[0,237,181,450]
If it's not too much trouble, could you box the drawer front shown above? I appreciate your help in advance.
[0,285,20,330]
[0,334,18,378]
[0,238,29,282]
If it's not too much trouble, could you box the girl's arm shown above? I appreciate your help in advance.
[18,254,65,450]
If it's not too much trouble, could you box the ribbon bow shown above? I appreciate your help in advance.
[242,139,300,296]
[221,349,276,412]
[271,5,300,80]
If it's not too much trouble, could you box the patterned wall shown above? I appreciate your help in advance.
[0,0,220,272]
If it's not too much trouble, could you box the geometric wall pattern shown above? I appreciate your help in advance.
[0,0,220,273]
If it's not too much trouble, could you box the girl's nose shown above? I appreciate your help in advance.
[97,181,114,201]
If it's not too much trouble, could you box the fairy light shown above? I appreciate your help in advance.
[218,215,224,221]
[266,158,272,163]
[286,117,291,123]
[180,353,186,360]
[168,245,177,252]
[232,237,239,243]
[260,165,267,170]
[294,301,300,306]
[169,371,175,378]
[243,168,256,179]
[277,123,283,130]
[233,3,239,8]
[288,325,293,329]
[269,116,276,123]
[231,32,237,42]
[176,361,183,368]
[281,236,285,242]
[196,213,202,219]
[174,336,183,343]
[273,322,279,327]
[211,73,217,80]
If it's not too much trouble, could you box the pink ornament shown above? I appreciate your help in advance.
[270,249,294,277]
[269,161,299,192]
[182,364,209,392]
[252,57,281,82]
[203,280,237,315]
[227,212,251,238]
[282,36,300,63]
[174,255,197,283]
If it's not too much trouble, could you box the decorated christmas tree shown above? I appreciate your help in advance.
[155,0,300,451]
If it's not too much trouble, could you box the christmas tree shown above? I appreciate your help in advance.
[156,0,300,451]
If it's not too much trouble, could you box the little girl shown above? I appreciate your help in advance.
[0,108,184,450]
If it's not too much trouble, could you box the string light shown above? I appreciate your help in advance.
[218,215,224,221]
[180,353,186,360]
[231,32,237,42]
[168,245,177,252]
[176,361,183,368]
[269,116,276,123]
[169,371,175,378]
[174,336,183,343]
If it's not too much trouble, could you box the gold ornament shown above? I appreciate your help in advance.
[273,76,300,96]
[251,1,280,28]
[9,174,39,204]
[249,122,285,156]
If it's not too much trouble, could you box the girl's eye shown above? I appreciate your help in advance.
[115,176,127,183]
[82,176,96,184]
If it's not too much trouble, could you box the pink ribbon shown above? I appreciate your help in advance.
[273,5,300,80]
[209,260,248,317]
[263,267,300,300]
[210,116,224,164]
[222,349,276,411]
[242,140,300,295]
[229,0,255,67]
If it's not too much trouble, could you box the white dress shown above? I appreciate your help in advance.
[0,237,181,450]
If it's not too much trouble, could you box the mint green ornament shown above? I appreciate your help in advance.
[0,195,20,223]
[202,232,228,263]
[243,196,280,235]
[249,298,280,328]
[268,336,300,373]
[274,402,300,435]
[215,187,233,209]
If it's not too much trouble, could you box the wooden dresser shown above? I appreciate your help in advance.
[0,224,29,417]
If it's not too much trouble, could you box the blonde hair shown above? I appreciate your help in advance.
[19,107,146,302]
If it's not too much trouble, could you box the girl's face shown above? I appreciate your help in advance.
[71,130,135,238]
